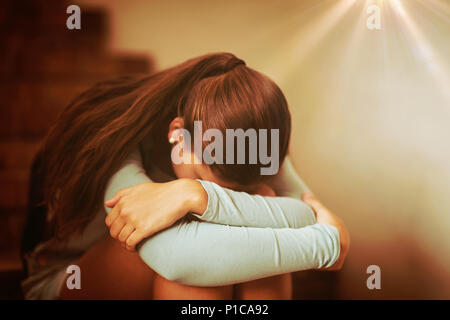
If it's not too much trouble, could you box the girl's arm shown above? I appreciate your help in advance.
[104,150,342,286]
[106,149,316,230]
[191,179,316,228]
[190,155,316,228]
[138,218,339,286]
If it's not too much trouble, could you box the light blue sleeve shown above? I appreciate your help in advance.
[104,150,150,204]
[104,150,341,286]
[138,219,340,286]
[190,155,316,228]
[192,180,316,228]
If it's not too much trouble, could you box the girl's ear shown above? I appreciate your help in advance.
[168,117,185,142]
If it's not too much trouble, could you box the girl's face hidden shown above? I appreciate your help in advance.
[171,147,243,190]
[168,117,248,191]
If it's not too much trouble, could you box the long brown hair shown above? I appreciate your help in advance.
[39,52,291,240]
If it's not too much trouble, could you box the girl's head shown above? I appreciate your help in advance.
[41,52,291,239]
[166,54,291,190]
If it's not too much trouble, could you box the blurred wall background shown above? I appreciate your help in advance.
[1,0,449,299]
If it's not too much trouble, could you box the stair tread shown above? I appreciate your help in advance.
[0,251,22,272]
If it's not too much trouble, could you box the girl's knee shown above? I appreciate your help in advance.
[60,236,155,299]
[153,274,233,300]
[234,273,292,300]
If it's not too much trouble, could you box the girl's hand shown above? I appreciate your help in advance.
[105,179,207,251]
[248,184,276,197]
[301,192,350,271]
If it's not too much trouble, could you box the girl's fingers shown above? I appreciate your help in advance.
[105,187,132,207]
[118,224,135,243]
[105,204,120,227]
[109,216,126,239]
[125,230,145,251]
[302,192,321,208]
[301,191,314,201]
[302,192,326,218]
[105,194,121,208]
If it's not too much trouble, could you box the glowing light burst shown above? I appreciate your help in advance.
[262,0,448,104]
[289,0,357,61]
[389,0,450,102]
[265,0,358,82]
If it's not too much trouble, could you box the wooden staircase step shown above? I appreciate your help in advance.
[0,170,29,210]
[0,140,41,171]
[2,50,151,81]
[0,269,25,299]
[0,208,26,263]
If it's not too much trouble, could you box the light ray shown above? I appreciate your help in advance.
[264,0,357,82]
[390,0,450,102]
[417,0,450,24]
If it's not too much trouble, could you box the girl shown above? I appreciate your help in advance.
[21,52,349,299]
